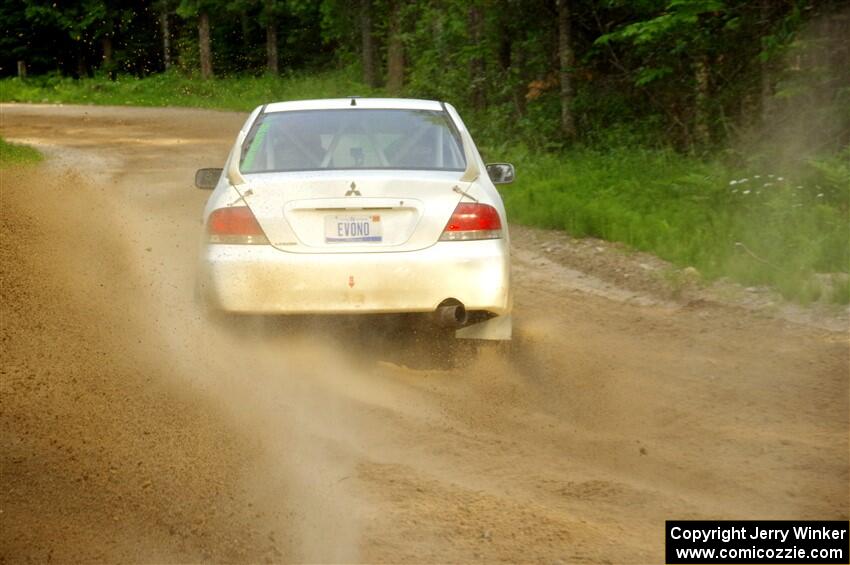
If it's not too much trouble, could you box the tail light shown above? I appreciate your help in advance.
[207,206,269,244]
[440,203,503,241]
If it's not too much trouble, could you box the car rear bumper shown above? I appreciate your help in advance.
[198,239,511,315]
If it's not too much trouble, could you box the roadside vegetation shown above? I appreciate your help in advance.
[502,146,850,304]
[0,137,42,168]
[0,70,373,111]
[1,0,847,303]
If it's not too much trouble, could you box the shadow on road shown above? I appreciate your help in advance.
[204,311,496,370]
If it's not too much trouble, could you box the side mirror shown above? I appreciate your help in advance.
[194,168,222,190]
[486,163,515,185]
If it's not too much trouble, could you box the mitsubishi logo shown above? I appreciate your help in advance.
[345,181,361,197]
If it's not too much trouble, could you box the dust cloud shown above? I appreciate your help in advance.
[2,104,847,563]
[735,6,849,170]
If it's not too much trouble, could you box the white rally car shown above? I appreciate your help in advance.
[195,97,514,339]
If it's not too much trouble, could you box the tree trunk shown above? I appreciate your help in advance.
[160,8,171,71]
[360,0,377,88]
[557,0,576,140]
[497,13,525,117]
[468,4,485,110]
[198,11,213,79]
[241,11,249,40]
[266,22,279,74]
[512,45,527,117]
[758,0,772,125]
[77,52,87,78]
[102,36,113,67]
[264,0,279,75]
[694,56,711,146]
[386,0,405,94]
[101,36,115,79]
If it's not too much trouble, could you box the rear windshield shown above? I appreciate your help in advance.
[240,109,466,173]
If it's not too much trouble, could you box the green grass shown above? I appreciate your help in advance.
[0,68,374,112]
[0,137,42,167]
[2,71,848,303]
[500,146,850,304]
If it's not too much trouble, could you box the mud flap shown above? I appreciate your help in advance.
[455,314,512,341]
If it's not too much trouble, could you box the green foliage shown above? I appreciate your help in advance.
[804,149,850,212]
[0,137,43,167]
[2,0,159,77]
[318,0,362,50]
[23,0,110,41]
[596,0,724,47]
[589,0,822,149]
[175,0,219,18]
[0,68,375,111]
[501,146,849,303]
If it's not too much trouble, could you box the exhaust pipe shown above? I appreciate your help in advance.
[435,303,468,328]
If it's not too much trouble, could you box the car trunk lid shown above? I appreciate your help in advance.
[240,170,466,253]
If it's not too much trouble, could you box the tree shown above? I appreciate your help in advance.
[595,0,732,147]
[158,1,173,71]
[23,0,112,77]
[386,0,405,94]
[228,0,284,74]
[264,0,280,74]
[198,11,213,78]
[360,0,378,87]
[556,0,576,140]
[468,2,485,110]
[177,0,217,78]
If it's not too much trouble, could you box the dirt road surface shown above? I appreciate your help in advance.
[2,104,848,564]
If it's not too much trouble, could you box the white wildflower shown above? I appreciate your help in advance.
[777,177,784,181]
[729,179,738,185]
[739,178,750,183]
[754,174,761,178]
[763,182,773,187]
[743,190,751,195]
[817,193,824,198]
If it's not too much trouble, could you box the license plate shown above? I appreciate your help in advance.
[325,214,382,243]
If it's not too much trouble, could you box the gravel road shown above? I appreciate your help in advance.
[1,104,847,563]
